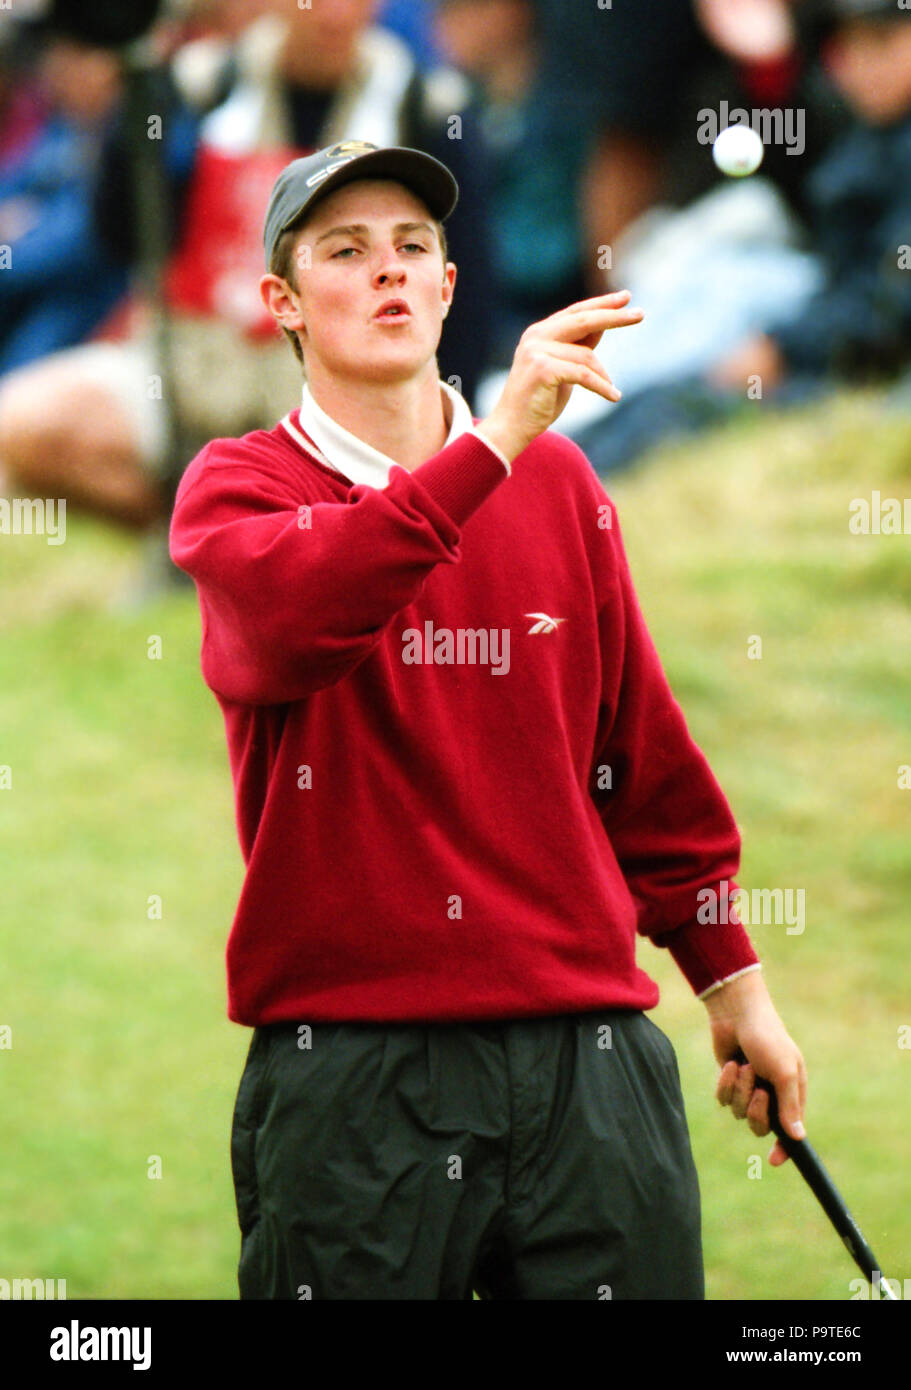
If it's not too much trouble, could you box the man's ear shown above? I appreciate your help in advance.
[441,261,456,318]
[260,273,307,335]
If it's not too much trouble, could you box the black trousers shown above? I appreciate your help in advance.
[230,1008,704,1300]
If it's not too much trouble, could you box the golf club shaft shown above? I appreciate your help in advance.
[731,1050,898,1299]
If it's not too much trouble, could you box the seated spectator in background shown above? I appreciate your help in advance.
[530,0,846,292]
[434,0,596,367]
[713,0,911,394]
[0,31,128,377]
[0,0,492,530]
[548,0,911,476]
[470,0,832,456]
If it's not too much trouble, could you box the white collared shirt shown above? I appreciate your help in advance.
[280,378,511,488]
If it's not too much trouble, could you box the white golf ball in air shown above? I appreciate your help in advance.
[712,124,764,178]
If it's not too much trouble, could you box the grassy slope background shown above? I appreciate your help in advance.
[1,390,909,1298]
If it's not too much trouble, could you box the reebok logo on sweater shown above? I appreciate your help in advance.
[525,612,565,635]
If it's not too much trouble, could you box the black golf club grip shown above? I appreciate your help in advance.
[731,1050,894,1295]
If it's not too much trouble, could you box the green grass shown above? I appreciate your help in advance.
[1,388,910,1299]
[614,390,911,1301]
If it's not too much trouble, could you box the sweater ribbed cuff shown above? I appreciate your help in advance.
[697,962,763,1000]
[467,425,512,475]
[407,431,512,530]
[661,914,761,999]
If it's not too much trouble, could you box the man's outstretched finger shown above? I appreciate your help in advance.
[539,355,621,405]
[531,293,633,337]
[560,290,635,315]
[773,1073,807,1142]
[533,340,620,392]
[547,306,644,345]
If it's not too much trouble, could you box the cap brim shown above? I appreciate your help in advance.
[278,146,459,240]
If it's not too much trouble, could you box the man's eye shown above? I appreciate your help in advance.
[332,247,357,258]
[402,243,428,253]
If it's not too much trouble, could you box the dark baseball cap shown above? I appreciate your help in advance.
[263,140,459,268]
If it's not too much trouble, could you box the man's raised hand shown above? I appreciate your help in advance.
[476,291,644,463]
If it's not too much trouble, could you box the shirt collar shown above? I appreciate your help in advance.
[287,378,473,487]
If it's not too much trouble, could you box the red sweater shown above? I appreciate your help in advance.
[169,410,760,1024]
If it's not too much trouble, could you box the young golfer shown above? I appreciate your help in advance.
[169,141,807,1300]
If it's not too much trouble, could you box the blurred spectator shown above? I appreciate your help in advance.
[714,1,911,391]
[472,0,869,470]
[377,0,442,67]
[0,29,47,167]
[434,0,596,367]
[528,0,846,291]
[0,0,493,529]
[557,0,911,473]
[537,0,709,278]
[0,32,128,376]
